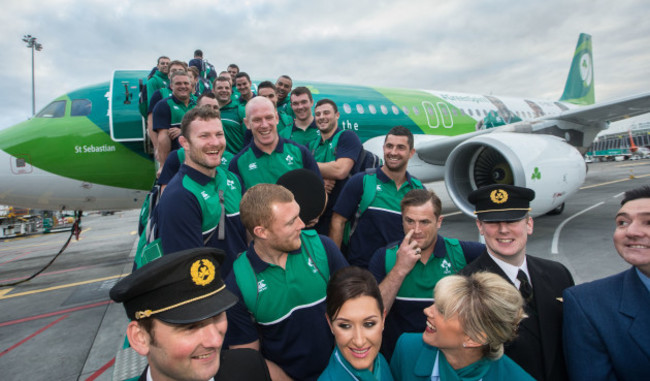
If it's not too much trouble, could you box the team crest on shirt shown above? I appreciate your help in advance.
[172,105,179,110]
[376,185,382,192]
[221,157,227,165]
[306,257,318,274]
[200,191,210,200]
[257,279,268,293]
[248,162,258,171]
[285,154,295,165]
[441,259,452,274]
[226,179,236,190]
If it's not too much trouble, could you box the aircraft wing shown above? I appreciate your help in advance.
[414,92,650,166]
[552,92,650,125]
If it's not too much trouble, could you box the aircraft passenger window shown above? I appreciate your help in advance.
[483,110,488,116]
[356,104,365,114]
[425,105,434,115]
[36,100,66,118]
[381,105,388,115]
[440,107,449,116]
[343,103,352,114]
[71,99,92,117]
[475,109,480,116]
[402,106,409,115]
[468,109,474,116]
[452,108,458,116]
[392,105,399,115]
[368,104,377,114]
[412,106,420,115]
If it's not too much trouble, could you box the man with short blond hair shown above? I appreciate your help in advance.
[225,183,348,381]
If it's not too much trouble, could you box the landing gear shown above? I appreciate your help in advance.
[546,202,565,216]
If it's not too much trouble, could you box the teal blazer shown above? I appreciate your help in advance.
[390,333,534,381]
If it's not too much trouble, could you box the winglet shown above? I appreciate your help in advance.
[560,33,595,105]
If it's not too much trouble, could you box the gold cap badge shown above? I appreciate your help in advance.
[490,189,508,204]
[191,259,216,286]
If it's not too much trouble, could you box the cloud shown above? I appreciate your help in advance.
[1,0,649,129]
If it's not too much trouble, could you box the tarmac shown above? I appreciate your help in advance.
[0,159,648,380]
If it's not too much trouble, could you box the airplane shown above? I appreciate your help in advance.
[628,129,650,159]
[1,33,649,218]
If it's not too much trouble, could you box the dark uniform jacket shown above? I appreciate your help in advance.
[137,348,270,381]
[461,251,574,381]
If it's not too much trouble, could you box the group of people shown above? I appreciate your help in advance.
[109,53,650,381]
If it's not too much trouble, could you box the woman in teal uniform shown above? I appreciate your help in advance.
[319,267,394,381]
[391,272,534,381]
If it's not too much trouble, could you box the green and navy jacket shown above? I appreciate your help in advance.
[155,164,247,277]
[145,70,169,106]
[225,231,348,381]
[368,235,484,359]
[228,137,322,190]
[220,99,246,154]
[333,168,424,268]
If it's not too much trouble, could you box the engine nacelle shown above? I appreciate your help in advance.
[445,132,586,217]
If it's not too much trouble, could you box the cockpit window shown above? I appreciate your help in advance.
[71,99,92,116]
[36,100,66,118]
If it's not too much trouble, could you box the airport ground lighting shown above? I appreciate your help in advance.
[22,35,43,116]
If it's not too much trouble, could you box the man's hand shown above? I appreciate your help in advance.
[323,178,336,194]
[394,230,422,277]
[168,127,182,140]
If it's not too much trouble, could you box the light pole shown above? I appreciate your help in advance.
[22,35,43,116]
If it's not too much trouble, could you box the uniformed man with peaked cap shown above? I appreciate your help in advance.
[461,184,573,381]
[110,247,270,381]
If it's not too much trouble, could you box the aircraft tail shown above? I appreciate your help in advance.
[628,130,639,152]
[559,33,595,105]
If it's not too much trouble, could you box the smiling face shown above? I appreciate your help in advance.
[180,117,226,177]
[235,76,252,98]
[275,77,292,101]
[382,134,415,172]
[245,98,279,151]
[171,74,192,102]
[422,303,467,351]
[476,217,532,266]
[328,295,384,372]
[145,313,227,381]
[290,93,314,123]
[258,87,278,107]
[314,103,339,136]
[213,80,232,104]
[614,198,650,276]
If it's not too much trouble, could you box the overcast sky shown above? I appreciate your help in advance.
[1,0,648,130]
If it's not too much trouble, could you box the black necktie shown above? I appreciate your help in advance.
[517,269,533,303]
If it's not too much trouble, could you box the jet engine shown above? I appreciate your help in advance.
[445,132,586,217]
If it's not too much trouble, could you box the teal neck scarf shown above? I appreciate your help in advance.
[333,347,386,381]
[438,350,491,381]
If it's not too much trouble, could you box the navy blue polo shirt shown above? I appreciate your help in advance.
[228,137,322,190]
[147,87,172,114]
[333,168,424,268]
[368,235,484,358]
[152,94,197,150]
[224,234,348,381]
[155,164,247,277]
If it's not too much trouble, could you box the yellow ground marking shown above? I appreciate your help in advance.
[580,173,650,190]
[0,274,128,300]
[0,288,14,297]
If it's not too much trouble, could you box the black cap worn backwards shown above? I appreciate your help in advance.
[468,184,535,222]
[109,247,238,324]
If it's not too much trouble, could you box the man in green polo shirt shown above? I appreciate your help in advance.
[214,76,245,154]
[368,188,484,358]
[225,183,348,381]
[279,86,320,147]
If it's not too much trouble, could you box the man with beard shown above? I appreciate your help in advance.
[155,106,247,277]
[309,99,362,234]
[330,126,424,267]
[225,183,348,381]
